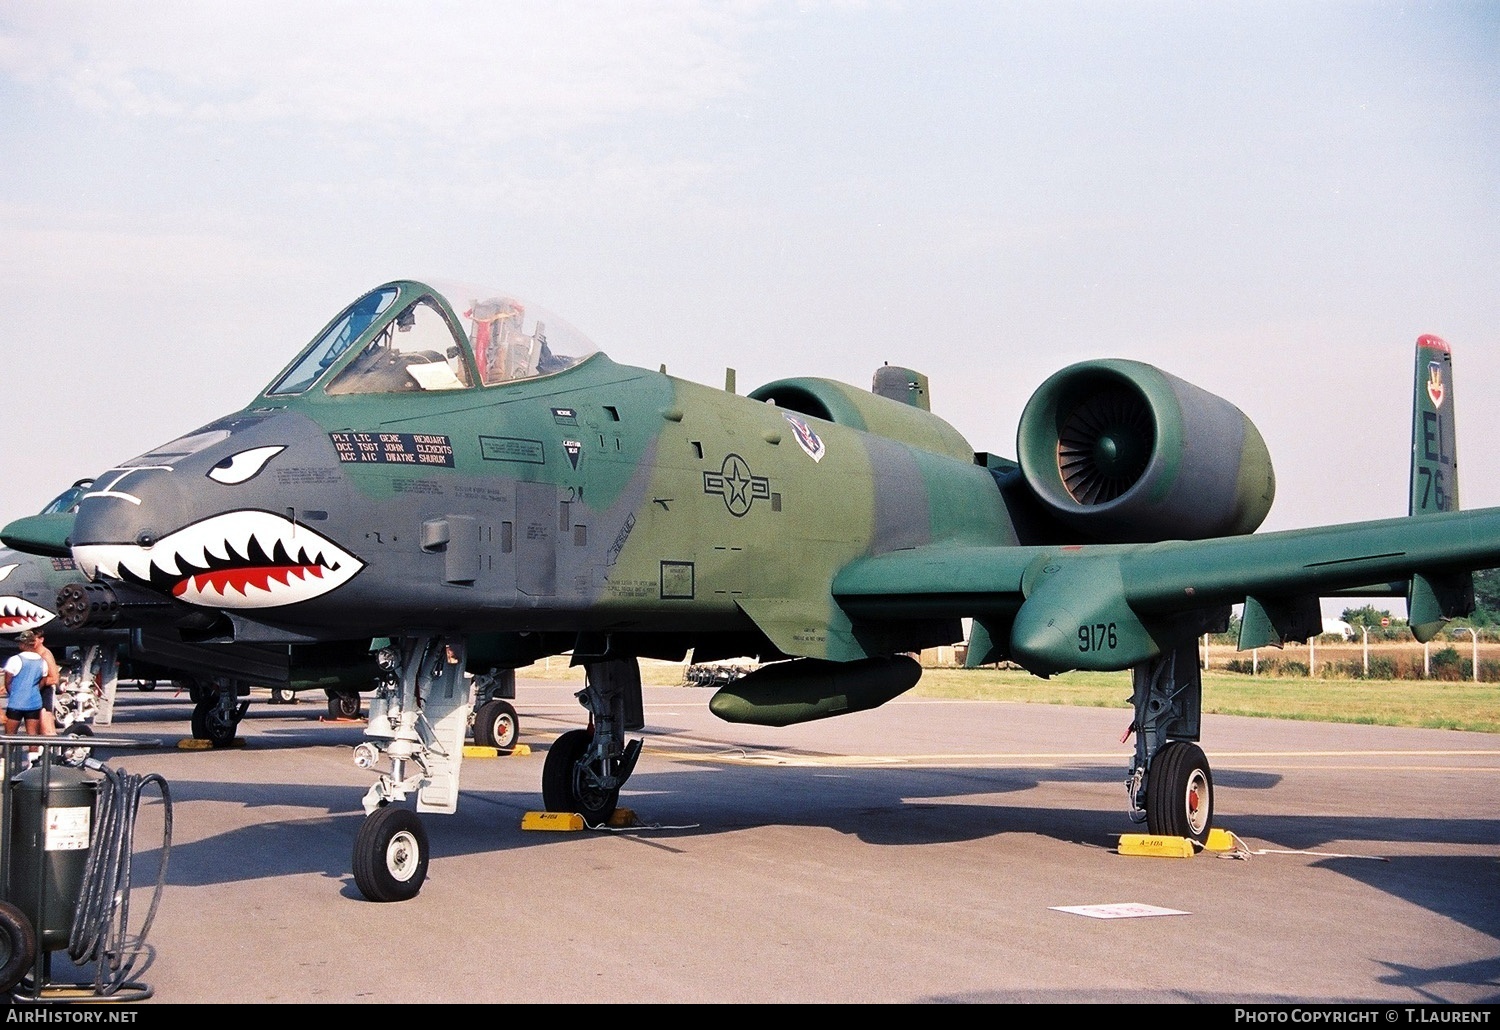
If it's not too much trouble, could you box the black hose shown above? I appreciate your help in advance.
[66,760,172,996]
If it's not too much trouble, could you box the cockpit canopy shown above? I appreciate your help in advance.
[38,479,94,516]
[264,280,599,398]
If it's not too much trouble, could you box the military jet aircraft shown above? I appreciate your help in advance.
[11,279,1493,903]
[1,480,157,731]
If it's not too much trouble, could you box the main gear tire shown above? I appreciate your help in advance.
[473,699,519,753]
[1145,740,1213,843]
[191,699,238,747]
[326,692,361,720]
[541,728,618,823]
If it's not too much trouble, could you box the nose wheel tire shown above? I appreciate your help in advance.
[1145,740,1214,843]
[472,699,519,753]
[353,805,429,902]
[542,728,619,822]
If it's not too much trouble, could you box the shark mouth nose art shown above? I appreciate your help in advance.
[0,563,54,631]
[73,511,363,609]
[0,600,54,632]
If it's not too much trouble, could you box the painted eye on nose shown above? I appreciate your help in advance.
[208,446,286,485]
[0,564,15,584]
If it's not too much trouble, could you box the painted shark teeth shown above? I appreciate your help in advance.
[74,510,363,610]
[0,596,55,632]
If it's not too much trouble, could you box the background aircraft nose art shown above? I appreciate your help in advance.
[73,510,363,609]
[0,562,55,631]
[0,597,55,632]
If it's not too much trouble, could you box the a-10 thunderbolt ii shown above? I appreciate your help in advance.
[10,279,1494,902]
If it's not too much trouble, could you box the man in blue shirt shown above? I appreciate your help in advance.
[3,629,47,743]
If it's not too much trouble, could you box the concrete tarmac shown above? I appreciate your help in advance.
[17,678,1500,1005]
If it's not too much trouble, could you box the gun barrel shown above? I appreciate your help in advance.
[56,581,189,630]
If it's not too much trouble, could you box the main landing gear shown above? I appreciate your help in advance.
[540,656,645,824]
[1126,641,1214,843]
[467,668,519,752]
[188,677,250,747]
[326,690,362,720]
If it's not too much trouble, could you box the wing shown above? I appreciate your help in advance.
[833,505,1500,676]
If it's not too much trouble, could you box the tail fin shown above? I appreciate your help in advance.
[871,365,931,411]
[1410,334,1457,515]
[1406,335,1472,639]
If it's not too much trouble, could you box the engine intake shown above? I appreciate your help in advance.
[1016,359,1275,542]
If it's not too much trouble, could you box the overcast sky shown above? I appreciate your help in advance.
[2,2,1496,565]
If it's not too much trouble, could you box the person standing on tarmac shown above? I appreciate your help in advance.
[32,628,60,737]
[2,630,48,758]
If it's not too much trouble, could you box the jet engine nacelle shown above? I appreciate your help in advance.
[1015,359,1275,542]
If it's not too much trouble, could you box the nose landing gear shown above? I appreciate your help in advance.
[350,636,469,902]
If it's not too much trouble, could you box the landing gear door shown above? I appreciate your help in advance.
[416,639,470,814]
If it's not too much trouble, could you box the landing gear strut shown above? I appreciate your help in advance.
[1126,641,1214,843]
[350,636,469,902]
[540,656,644,823]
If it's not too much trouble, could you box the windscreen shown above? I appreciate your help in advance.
[266,287,399,396]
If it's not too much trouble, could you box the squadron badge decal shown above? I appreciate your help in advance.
[784,414,826,463]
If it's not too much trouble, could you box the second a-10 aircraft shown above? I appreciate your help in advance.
[7,277,1494,902]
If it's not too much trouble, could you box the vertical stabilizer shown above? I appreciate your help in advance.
[1406,335,1471,640]
[1410,335,1457,515]
[871,365,931,411]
